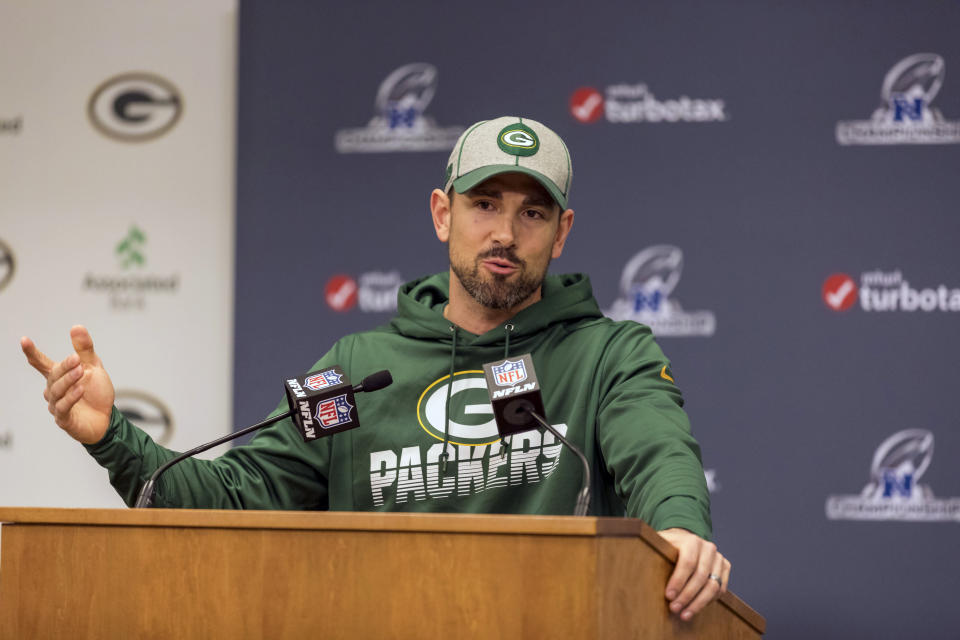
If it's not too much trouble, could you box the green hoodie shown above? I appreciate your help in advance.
[86,272,712,538]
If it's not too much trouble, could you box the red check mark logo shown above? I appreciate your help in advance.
[325,275,358,312]
[822,273,858,312]
[570,87,605,123]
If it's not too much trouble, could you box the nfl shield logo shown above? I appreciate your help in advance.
[316,394,354,428]
[492,359,527,387]
[304,369,343,391]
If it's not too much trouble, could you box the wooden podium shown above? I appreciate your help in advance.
[0,508,764,638]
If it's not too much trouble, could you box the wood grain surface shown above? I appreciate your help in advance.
[0,508,764,639]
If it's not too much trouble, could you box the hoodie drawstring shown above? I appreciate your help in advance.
[503,323,514,359]
[441,322,517,471]
[498,323,516,458]
[440,325,458,473]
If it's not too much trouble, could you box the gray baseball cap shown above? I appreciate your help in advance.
[442,116,573,209]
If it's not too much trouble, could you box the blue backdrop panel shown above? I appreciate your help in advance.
[235,2,960,636]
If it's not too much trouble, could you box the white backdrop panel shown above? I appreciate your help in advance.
[0,0,237,507]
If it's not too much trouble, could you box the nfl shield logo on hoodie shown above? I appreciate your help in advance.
[491,359,527,387]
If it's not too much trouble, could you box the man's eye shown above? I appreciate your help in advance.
[476,200,495,211]
[523,209,545,219]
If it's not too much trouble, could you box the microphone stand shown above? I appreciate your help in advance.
[525,409,591,517]
[133,410,291,508]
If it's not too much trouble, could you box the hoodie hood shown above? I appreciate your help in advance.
[390,271,605,345]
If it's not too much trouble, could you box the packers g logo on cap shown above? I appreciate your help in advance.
[497,123,539,157]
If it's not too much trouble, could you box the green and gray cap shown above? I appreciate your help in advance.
[443,116,573,209]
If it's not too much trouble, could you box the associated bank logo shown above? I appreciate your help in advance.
[325,271,403,313]
[0,238,15,293]
[0,116,22,135]
[417,371,500,446]
[605,245,716,336]
[826,429,960,522]
[83,225,179,310]
[116,226,146,268]
[823,270,960,313]
[88,72,183,142]
[116,390,174,446]
[334,63,464,153]
[836,53,960,145]
[570,84,727,124]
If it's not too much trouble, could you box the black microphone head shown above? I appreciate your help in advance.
[356,370,393,393]
[482,354,546,437]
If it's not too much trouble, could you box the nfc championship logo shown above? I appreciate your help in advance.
[826,429,960,522]
[491,360,527,387]
[88,72,183,142]
[836,53,960,145]
[334,63,464,153]
[115,390,174,446]
[304,369,343,391]
[0,239,15,293]
[605,245,716,336]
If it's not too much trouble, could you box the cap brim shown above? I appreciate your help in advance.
[451,165,568,210]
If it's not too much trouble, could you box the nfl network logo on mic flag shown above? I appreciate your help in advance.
[316,394,354,429]
[492,359,527,387]
[304,369,343,391]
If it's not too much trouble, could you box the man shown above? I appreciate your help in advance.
[22,116,730,621]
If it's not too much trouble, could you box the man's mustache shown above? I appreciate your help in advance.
[477,246,525,267]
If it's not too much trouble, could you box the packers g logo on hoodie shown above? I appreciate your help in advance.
[416,371,501,446]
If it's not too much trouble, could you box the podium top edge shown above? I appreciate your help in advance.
[0,507,647,537]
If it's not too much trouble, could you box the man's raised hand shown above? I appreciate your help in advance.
[21,325,115,445]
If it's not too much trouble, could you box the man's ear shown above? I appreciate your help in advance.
[551,208,575,259]
[430,188,451,242]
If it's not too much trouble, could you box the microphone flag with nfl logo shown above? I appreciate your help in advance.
[283,365,358,441]
[482,353,546,436]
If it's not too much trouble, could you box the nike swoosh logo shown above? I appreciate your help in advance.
[660,366,674,383]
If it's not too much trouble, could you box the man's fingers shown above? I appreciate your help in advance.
[720,557,731,594]
[680,555,724,620]
[21,337,55,377]
[47,363,84,406]
[671,540,717,615]
[70,325,99,366]
[664,544,698,601]
[52,384,84,424]
[46,353,81,391]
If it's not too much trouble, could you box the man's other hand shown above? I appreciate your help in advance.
[658,527,731,621]
[21,325,115,445]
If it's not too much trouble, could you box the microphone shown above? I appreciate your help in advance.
[133,368,392,508]
[482,354,591,517]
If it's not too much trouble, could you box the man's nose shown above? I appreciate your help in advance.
[490,213,516,246]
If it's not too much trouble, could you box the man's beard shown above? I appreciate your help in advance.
[450,245,548,310]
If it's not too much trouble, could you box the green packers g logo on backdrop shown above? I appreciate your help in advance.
[497,123,539,156]
[416,371,502,446]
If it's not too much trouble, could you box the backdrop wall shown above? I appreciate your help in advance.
[0,0,237,506]
[233,2,960,638]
